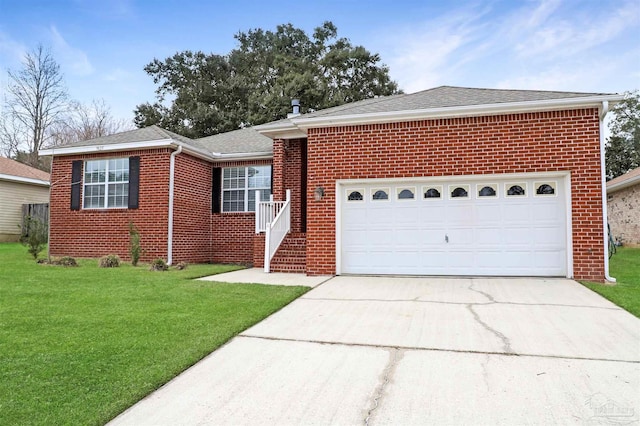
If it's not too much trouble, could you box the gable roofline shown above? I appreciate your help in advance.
[256,93,624,138]
[607,167,640,193]
[39,138,217,162]
[0,173,50,187]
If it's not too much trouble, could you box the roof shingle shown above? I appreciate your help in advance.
[0,157,50,182]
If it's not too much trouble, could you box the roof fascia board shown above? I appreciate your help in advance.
[253,126,307,140]
[0,173,49,186]
[607,174,640,193]
[39,139,216,162]
[211,152,273,162]
[291,94,625,130]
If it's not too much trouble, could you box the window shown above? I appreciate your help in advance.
[507,184,526,196]
[222,166,271,212]
[83,158,129,208]
[478,184,497,197]
[423,187,441,199]
[536,183,556,195]
[347,190,364,201]
[450,185,469,198]
[372,189,389,200]
[397,188,415,200]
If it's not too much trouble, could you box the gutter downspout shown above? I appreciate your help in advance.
[167,145,182,266]
[599,101,616,283]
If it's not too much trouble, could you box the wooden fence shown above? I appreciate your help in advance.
[21,203,49,239]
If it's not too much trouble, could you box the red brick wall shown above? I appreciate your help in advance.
[305,109,606,281]
[211,159,272,265]
[172,154,212,263]
[49,149,172,261]
[281,139,305,233]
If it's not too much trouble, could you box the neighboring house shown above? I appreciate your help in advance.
[607,167,640,246]
[0,157,50,242]
[40,86,623,282]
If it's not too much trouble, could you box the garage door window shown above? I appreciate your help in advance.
[478,184,497,197]
[535,182,556,196]
[450,185,469,198]
[347,190,364,201]
[506,184,526,196]
[372,189,389,200]
[397,188,415,200]
[423,186,442,199]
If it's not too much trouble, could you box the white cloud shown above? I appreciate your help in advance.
[104,68,131,82]
[0,30,27,64]
[376,0,640,93]
[50,25,94,76]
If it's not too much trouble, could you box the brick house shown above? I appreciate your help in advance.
[607,167,640,246]
[40,86,623,281]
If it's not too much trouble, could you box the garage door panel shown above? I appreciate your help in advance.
[341,176,568,277]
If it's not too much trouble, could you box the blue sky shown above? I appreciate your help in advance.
[0,0,639,123]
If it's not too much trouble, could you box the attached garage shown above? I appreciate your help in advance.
[338,173,571,277]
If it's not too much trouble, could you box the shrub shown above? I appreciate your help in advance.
[20,215,48,260]
[99,255,121,268]
[149,258,168,272]
[57,256,78,267]
[129,222,141,266]
[174,261,188,270]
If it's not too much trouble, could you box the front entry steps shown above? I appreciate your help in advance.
[270,232,306,273]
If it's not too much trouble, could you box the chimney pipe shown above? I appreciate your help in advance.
[292,99,300,115]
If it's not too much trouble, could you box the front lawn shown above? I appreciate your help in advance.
[0,244,309,425]
[582,247,640,317]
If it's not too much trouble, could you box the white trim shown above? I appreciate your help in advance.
[39,139,173,156]
[337,171,569,186]
[167,146,183,265]
[0,173,49,186]
[81,158,130,209]
[335,180,342,275]
[257,94,624,137]
[607,173,640,193]
[599,101,616,282]
[211,151,273,161]
[39,139,217,163]
[221,165,271,213]
[564,173,574,278]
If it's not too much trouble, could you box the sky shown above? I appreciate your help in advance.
[0,0,639,124]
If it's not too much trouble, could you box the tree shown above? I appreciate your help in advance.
[606,90,640,180]
[49,99,132,146]
[134,22,400,138]
[0,45,68,169]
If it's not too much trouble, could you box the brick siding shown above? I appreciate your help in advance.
[49,149,173,261]
[305,109,606,281]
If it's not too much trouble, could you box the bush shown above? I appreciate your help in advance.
[20,215,48,260]
[40,256,78,267]
[129,222,141,266]
[149,258,168,272]
[174,261,188,270]
[99,255,121,268]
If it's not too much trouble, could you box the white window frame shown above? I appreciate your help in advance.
[83,158,129,209]
[222,166,271,213]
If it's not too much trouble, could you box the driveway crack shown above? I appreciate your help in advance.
[467,303,514,354]
[468,279,496,302]
[364,348,402,426]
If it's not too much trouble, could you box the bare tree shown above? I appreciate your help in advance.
[49,99,132,146]
[0,44,68,169]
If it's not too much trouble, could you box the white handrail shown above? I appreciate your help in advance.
[255,190,286,234]
[264,189,291,273]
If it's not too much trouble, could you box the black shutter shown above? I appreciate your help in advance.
[70,160,82,210]
[128,156,140,209]
[212,167,221,213]
[270,164,274,194]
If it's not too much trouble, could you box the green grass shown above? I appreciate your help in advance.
[582,247,640,317]
[0,243,309,425]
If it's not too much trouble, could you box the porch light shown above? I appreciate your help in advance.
[314,186,325,201]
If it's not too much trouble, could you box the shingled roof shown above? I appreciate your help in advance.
[0,157,50,184]
[607,167,640,193]
[197,128,272,154]
[302,86,613,118]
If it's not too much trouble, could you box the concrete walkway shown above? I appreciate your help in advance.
[198,267,331,287]
[109,276,640,425]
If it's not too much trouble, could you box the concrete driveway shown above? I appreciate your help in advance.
[109,277,640,425]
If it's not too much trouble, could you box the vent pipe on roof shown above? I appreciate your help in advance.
[287,99,301,118]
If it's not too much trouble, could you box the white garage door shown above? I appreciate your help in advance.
[340,175,568,276]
